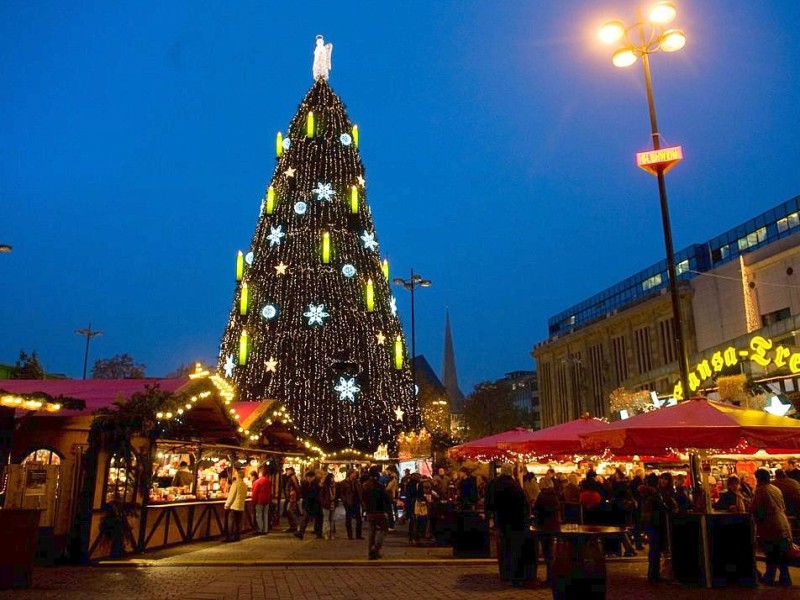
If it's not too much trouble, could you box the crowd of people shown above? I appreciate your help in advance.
[221,459,799,587]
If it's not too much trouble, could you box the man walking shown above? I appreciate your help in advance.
[283,466,301,533]
[294,470,323,540]
[363,465,391,559]
[340,469,363,540]
[485,464,529,588]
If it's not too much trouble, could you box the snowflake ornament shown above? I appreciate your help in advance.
[304,303,330,326]
[294,201,307,215]
[342,264,356,278]
[267,225,285,247]
[282,137,291,151]
[245,251,254,265]
[223,354,236,378]
[360,230,378,251]
[390,296,397,316]
[340,133,352,146]
[261,304,278,320]
[334,377,361,403]
[313,182,336,202]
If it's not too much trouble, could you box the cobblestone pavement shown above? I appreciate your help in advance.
[2,562,799,600]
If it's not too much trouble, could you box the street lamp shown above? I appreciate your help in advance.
[75,324,104,379]
[392,269,431,395]
[598,2,691,400]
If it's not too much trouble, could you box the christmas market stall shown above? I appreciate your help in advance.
[1,371,281,561]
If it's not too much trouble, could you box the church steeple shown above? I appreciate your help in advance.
[441,309,465,413]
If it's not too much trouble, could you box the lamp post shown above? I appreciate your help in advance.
[598,2,691,400]
[75,324,104,379]
[392,269,431,395]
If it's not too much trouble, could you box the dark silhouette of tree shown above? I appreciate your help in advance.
[13,350,45,379]
[463,380,526,440]
[92,354,146,379]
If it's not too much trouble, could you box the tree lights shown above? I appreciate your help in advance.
[218,71,419,453]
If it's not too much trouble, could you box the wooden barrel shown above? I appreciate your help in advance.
[551,535,606,599]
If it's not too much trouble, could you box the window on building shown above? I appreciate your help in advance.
[676,259,689,275]
[737,226,767,251]
[642,273,662,292]
[659,318,676,366]
[762,307,791,327]
[777,211,800,233]
[588,344,605,418]
[612,335,628,383]
[635,326,653,375]
[711,245,730,263]
[22,448,62,465]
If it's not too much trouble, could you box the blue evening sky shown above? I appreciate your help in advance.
[2,2,799,394]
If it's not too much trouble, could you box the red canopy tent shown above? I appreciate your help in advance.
[447,428,535,461]
[497,414,610,457]
[580,396,800,455]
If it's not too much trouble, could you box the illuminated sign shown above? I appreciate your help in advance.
[636,145,683,176]
[671,334,800,400]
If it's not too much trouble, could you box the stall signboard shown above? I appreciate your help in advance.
[669,334,800,401]
[635,146,683,175]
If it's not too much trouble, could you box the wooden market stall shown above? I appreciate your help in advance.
[2,374,283,561]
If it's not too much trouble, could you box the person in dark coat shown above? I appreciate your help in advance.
[362,465,391,559]
[458,467,479,510]
[294,470,323,540]
[773,469,800,518]
[533,476,560,584]
[339,469,363,540]
[785,459,800,485]
[486,464,530,588]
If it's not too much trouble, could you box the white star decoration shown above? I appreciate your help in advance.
[357,175,366,186]
[275,262,288,275]
[335,377,361,402]
[376,332,386,345]
[304,303,330,325]
[264,357,278,372]
[223,354,235,378]
[267,225,285,247]
[283,167,296,178]
[360,231,378,251]
[390,297,397,316]
[394,407,404,421]
[313,182,336,202]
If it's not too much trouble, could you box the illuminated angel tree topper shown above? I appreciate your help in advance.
[218,41,420,452]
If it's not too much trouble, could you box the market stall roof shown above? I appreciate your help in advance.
[1,378,188,417]
[448,428,535,461]
[497,414,610,457]
[580,396,800,455]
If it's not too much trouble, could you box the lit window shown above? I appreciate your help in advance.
[676,260,689,275]
[642,273,662,291]
[738,227,767,251]
[777,212,799,233]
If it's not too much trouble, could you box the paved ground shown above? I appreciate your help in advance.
[2,519,798,599]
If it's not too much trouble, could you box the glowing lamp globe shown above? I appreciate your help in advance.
[659,29,686,52]
[649,2,677,25]
[612,48,637,68]
[598,19,625,44]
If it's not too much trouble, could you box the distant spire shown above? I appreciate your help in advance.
[442,309,465,412]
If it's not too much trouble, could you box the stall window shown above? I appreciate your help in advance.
[106,454,138,505]
[22,448,63,465]
[149,449,197,503]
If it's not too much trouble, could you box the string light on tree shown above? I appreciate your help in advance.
[217,37,420,452]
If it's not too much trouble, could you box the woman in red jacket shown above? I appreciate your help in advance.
[251,466,272,534]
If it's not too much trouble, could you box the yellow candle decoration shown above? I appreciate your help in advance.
[322,232,330,264]
[307,112,315,138]
[350,185,358,213]
[352,124,359,147]
[239,282,249,315]
[266,186,276,214]
[366,278,374,311]
[394,335,403,370]
[382,259,389,281]
[239,330,249,365]
[236,251,244,282]
[276,131,283,157]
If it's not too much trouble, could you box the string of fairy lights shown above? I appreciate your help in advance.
[218,78,420,452]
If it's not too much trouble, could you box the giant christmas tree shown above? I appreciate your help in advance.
[218,38,419,453]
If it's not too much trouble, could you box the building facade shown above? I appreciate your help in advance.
[534,195,800,426]
[497,370,540,430]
